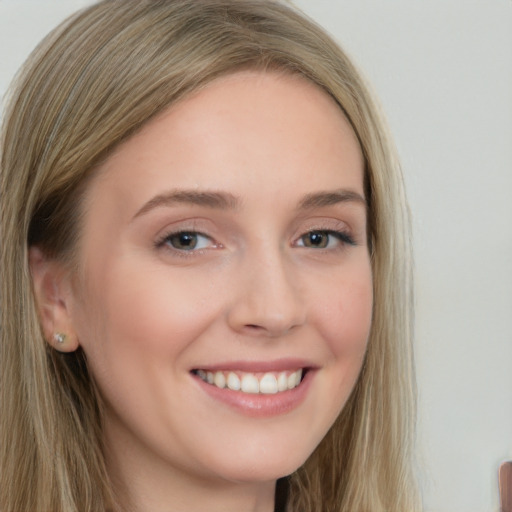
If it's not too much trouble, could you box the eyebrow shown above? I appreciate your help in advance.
[132,190,240,220]
[297,189,366,210]
[132,187,366,220]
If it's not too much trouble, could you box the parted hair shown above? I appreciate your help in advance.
[0,1,419,511]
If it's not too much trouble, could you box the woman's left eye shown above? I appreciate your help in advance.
[158,231,213,251]
[296,230,355,249]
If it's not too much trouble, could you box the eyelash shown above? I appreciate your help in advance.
[155,230,215,254]
[296,229,356,249]
[155,228,356,256]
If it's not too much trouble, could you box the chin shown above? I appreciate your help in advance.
[200,439,315,484]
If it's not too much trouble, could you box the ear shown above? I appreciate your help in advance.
[29,246,80,353]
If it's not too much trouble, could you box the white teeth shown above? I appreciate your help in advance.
[241,374,259,393]
[196,368,304,394]
[213,371,226,389]
[259,373,278,394]
[287,369,303,389]
[277,372,288,392]
[287,371,297,389]
[227,372,241,391]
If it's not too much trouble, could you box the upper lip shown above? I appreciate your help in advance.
[191,358,316,373]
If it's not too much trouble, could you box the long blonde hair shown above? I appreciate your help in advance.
[0,1,419,510]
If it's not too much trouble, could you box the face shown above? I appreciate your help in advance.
[65,72,372,489]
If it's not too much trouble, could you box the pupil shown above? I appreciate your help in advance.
[308,232,327,247]
[173,232,196,249]
[310,233,322,245]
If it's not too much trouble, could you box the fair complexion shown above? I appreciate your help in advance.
[31,71,372,512]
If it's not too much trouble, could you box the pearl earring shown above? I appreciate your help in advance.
[53,333,66,344]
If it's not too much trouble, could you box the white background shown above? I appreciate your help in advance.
[1,1,511,511]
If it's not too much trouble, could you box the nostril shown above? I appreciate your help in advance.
[243,324,267,334]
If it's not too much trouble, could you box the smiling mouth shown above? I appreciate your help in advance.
[192,369,305,394]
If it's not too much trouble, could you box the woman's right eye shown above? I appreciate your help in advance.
[157,231,214,252]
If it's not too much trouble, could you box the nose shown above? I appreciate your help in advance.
[226,250,307,338]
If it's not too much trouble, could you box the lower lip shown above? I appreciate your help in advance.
[193,370,314,418]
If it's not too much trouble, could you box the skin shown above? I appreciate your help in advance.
[31,71,373,512]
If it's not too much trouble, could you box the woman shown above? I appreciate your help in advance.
[0,1,419,511]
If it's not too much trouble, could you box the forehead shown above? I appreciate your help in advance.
[86,70,364,218]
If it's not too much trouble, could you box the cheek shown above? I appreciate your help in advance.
[73,258,222,368]
[317,269,373,356]
[69,259,226,443]
[309,259,373,404]
[294,260,372,443]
